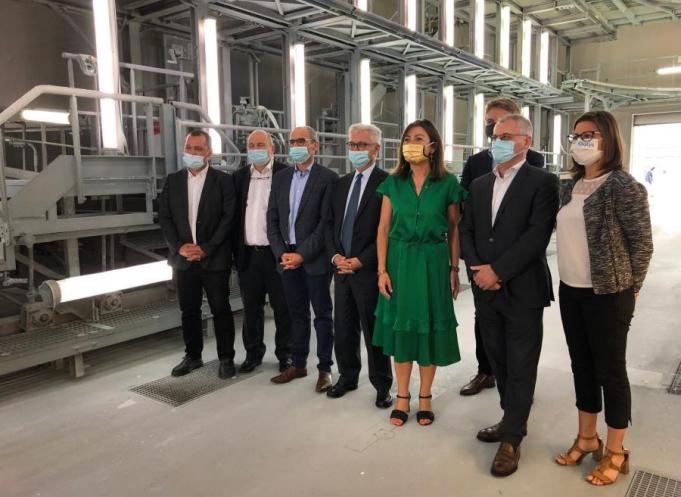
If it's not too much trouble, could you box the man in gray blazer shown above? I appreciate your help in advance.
[267,125,338,392]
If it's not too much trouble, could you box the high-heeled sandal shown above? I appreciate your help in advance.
[555,434,604,466]
[416,394,435,426]
[390,394,410,426]
[587,447,630,486]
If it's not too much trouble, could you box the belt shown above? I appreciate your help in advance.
[247,245,270,251]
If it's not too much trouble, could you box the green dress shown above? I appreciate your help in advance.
[373,171,467,366]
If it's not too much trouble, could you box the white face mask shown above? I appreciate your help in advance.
[570,139,603,167]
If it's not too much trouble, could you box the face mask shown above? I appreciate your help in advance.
[182,153,206,170]
[401,143,429,164]
[570,140,602,167]
[348,150,370,169]
[485,122,496,139]
[490,139,518,164]
[288,146,310,164]
[247,149,270,167]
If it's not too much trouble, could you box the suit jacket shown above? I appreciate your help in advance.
[460,148,545,190]
[266,161,338,275]
[324,166,388,282]
[159,167,237,271]
[460,162,560,308]
[233,160,289,272]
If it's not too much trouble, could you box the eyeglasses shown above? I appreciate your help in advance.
[567,131,601,143]
[289,138,313,146]
[490,133,529,142]
[346,141,377,151]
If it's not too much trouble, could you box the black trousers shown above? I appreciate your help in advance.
[333,273,392,391]
[475,291,544,447]
[176,264,235,361]
[280,267,334,372]
[238,246,292,363]
[474,316,494,375]
[559,282,635,429]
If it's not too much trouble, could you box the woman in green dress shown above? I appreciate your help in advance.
[374,119,466,426]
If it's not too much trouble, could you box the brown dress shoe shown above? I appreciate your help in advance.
[315,371,333,393]
[477,422,528,443]
[491,442,521,477]
[271,365,307,384]
[460,373,496,396]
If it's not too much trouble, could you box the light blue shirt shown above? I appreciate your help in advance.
[288,163,314,245]
[343,164,376,218]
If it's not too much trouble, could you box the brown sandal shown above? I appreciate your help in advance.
[587,447,630,486]
[555,434,604,466]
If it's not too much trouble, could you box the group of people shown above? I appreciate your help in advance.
[158,97,653,483]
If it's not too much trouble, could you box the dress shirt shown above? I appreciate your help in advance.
[187,166,209,244]
[288,162,314,245]
[491,159,524,224]
[245,159,273,246]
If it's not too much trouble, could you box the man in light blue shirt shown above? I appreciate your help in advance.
[267,126,338,392]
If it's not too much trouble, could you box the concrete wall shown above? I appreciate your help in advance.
[0,1,94,110]
[569,21,681,170]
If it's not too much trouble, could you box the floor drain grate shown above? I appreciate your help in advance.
[668,361,681,395]
[625,470,681,497]
[130,360,260,407]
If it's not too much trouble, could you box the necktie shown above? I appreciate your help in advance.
[341,173,363,256]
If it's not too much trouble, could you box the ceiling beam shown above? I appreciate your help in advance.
[633,0,679,20]
[543,14,589,26]
[611,0,641,25]
[572,0,617,34]
[522,0,576,15]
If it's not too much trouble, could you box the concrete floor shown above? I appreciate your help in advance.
[1,233,680,497]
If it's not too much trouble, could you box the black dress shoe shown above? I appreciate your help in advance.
[171,356,203,377]
[375,389,394,409]
[278,358,292,372]
[239,357,262,373]
[477,422,528,443]
[460,373,496,396]
[218,359,236,379]
[326,379,358,398]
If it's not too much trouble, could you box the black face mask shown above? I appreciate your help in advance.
[485,122,496,139]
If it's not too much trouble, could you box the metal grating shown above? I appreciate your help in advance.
[668,360,681,395]
[130,360,260,407]
[626,470,681,497]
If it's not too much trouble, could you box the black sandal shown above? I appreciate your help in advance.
[390,394,411,426]
[417,394,435,426]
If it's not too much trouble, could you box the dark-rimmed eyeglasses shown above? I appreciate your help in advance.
[568,131,601,143]
[490,133,529,142]
[346,141,377,151]
[289,138,313,146]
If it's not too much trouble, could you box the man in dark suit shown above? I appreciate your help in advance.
[233,130,292,374]
[459,97,545,397]
[460,115,559,476]
[159,130,238,379]
[324,123,393,409]
[267,126,338,393]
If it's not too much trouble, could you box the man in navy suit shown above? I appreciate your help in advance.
[267,126,338,393]
[459,97,545,397]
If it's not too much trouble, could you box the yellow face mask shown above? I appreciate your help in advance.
[401,143,430,164]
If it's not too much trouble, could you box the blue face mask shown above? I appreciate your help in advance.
[182,153,206,169]
[490,139,517,164]
[247,149,270,167]
[288,146,310,164]
[348,150,370,169]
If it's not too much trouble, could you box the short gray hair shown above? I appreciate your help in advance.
[247,129,273,147]
[497,114,533,137]
[348,123,382,144]
[291,125,318,142]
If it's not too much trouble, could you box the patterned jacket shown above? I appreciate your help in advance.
[559,169,653,295]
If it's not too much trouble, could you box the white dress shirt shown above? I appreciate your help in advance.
[245,160,273,246]
[187,166,208,244]
[491,159,525,224]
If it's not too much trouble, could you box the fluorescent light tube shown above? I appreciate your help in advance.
[360,58,372,124]
[93,0,121,150]
[40,261,173,307]
[290,42,307,127]
[405,74,417,127]
[499,6,510,69]
[475,0,485,59]
[522,19,532,78]
[553,113,562,164]
[21,109,70,125]
[444,85,455,163]
[444,0,455,47]
[406,0,417,31]
[539,30,550,84]
[203,18,222,153]
[657,66,681,75]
